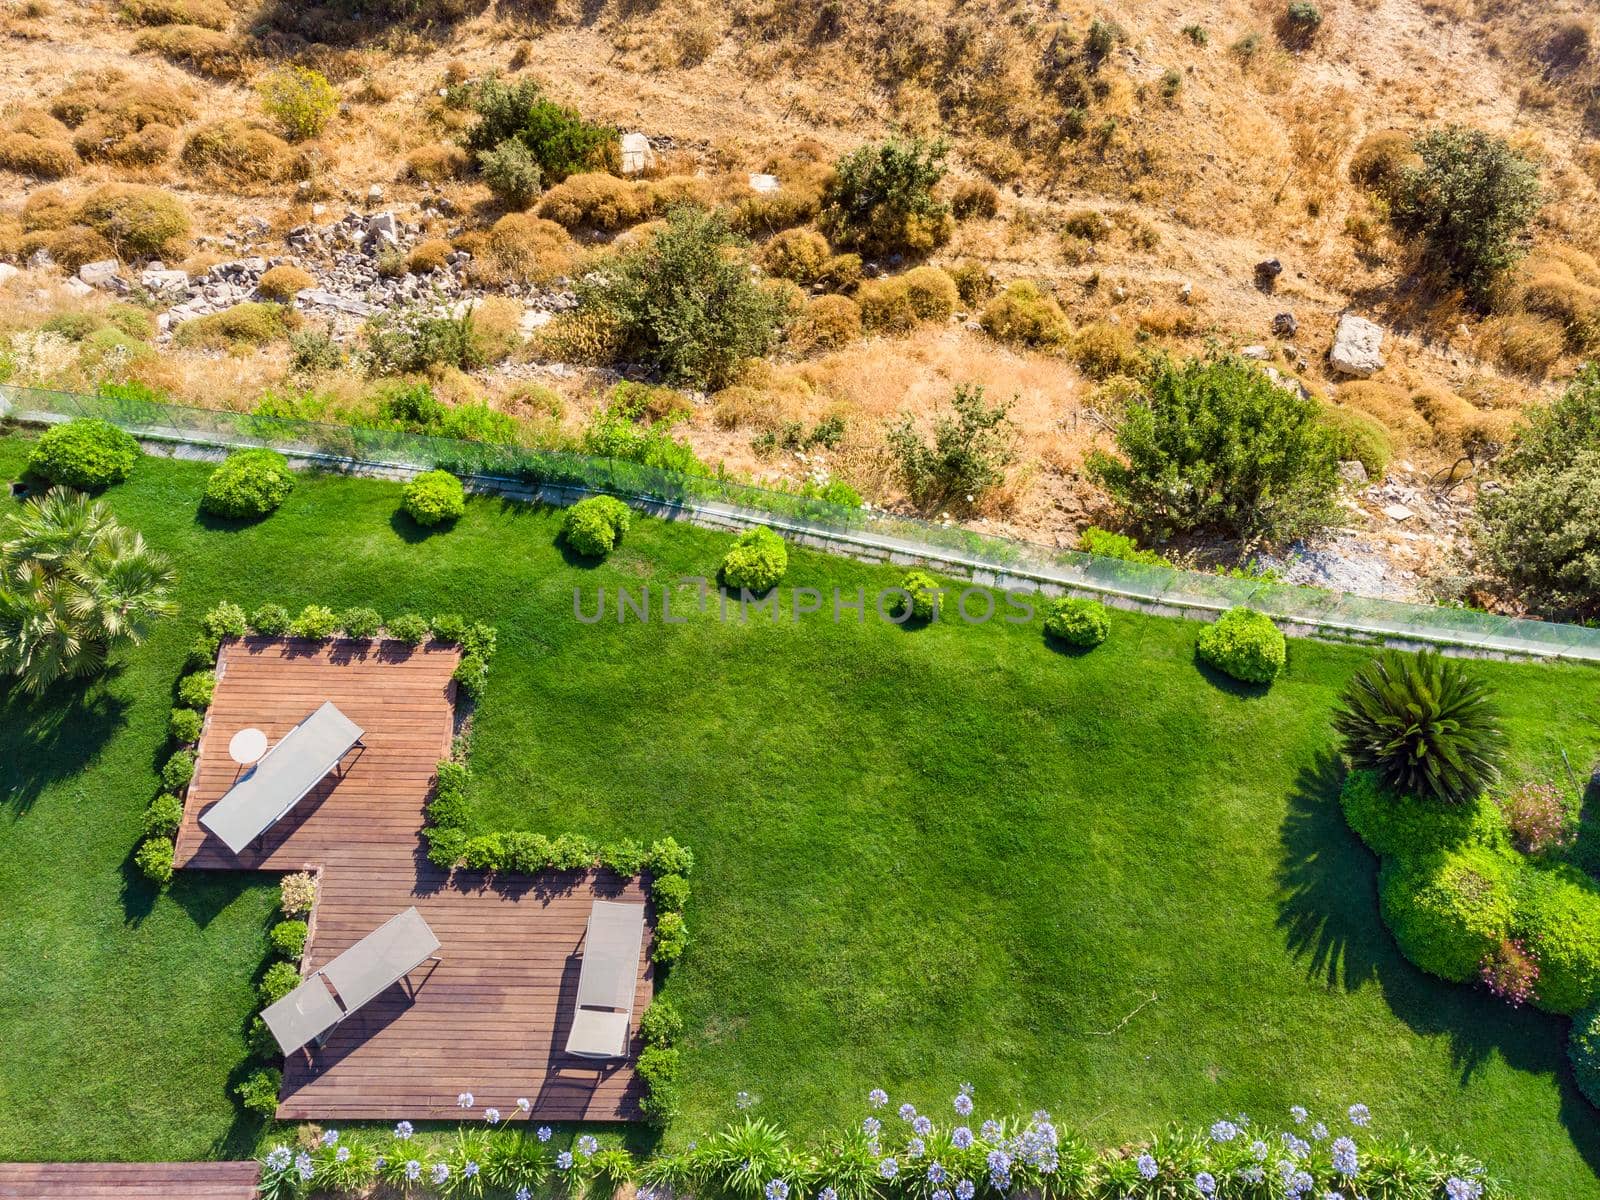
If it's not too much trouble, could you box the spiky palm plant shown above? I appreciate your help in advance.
[1332,649,1507,803]
[0,487,176,695]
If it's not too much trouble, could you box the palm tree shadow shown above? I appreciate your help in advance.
[0,676,129,816]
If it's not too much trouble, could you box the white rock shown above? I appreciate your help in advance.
[748,172,781,194]
[78,259,123,290]
[1240,344,1270,360]
[1382,504,1414,522]
[1337,460,1368,486]
[520,309,554,334]
[619,132,657,175]
[62,277,94,298]
[366,211,399,244]
[1330,313,1386,377]
[141,268,189,292]
[368,184,385,202]
[0,263,18,287]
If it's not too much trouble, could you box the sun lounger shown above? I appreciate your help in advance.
[200,701,364,855]
[261,907,441,1056]
[564,900,646,1059]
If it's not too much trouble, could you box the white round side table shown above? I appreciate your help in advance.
[229,727,269,766]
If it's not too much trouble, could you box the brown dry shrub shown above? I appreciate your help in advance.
[947,260,994,305]
[711,385,768,430]
[181,119,295,183]
[54,76,195,165]
[76,121,174,166]
[856,277,919,334]
[0,133,78,178]
[257,264,314,301]
[173,301,296,350]
[648,174,717,211]
[1517,247,1600,350]
[470,214,577,285]
[466,296,524,363]
[22,188,74,231]
[74,183,191,258]
[788,294,862,354]
[726,187,821,236]
[8,108,70,141]
[535,172,654,231]
[121,0,232,29]
[901,266,958,321]
[405,143,469,182]
[950,178,1000,220]
[408,238,454,273]
[979,280,1070,347]
[818,253,863,292]
[1138,303,1199,336]
[134,25,246,78]
[1349,129,1418,193]
[1336,381,1431,446]
[1482,312,1565,377]
[1070,320,1140,379]
[31,224,116,269]
[762,228,831,282]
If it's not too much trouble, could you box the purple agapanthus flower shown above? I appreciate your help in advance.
[578,1135,599,1157]
[458,1091,474,1108]
[899,1103,918,1122]
[518,1097,532,1113]
[320,1130,339,1147]
[951,1126,973,1149]
[265,1147,291,1173]
[1445,1179,1484,1200]
[517,1189,532,1200]
[537,1126,552,1142]
[954,1091,974,1116]
[980,1120,1002,1141]
[405,1160,421,1181]
[1250,1140,1268,1161]
[1194,1173,1216,1197]
[431,1163,450,1184]
[913,1115,933,1136]
[1289,1105,1307,1124]
[986,1150,1011,1175]
[1237,1166,1265,1185]
[1331,1137,1357,1177]
[932,1190,952,1200]
[1310,1122,1328,1142]
[465,1162,479,1178]
[820,1188,838,1200]
[879,1158,899,1181]
[557,1152,574,1170]
[955,1181,975,1200]
[928,1162,946,1184]
[395,1120,414,1140]
[1210,1120,1238,1143]
[869,1089,889,1108]
[485,1107,501,1125]
[765,1180,789,1200]
[1136,1154,1158,1180]
[863,1117,881,1137]
[906,1138,925,1158]
[336,1146,350,1163]
[295,1152,313,1183]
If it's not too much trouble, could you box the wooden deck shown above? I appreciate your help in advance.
[0,1162,260,1198]
[175,639,650,1122]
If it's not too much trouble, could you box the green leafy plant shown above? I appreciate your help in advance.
[639,998,683,1047]
[257,65,337,141]
[1333,650,1507,803]
[1573,1001,1600,1107]
[636,1044,681,1126]
[1380,846,1516,984]
[340,607,382,640]
[1077,526,1166,566]
[887,384,1016,513]
[27,419,140,490]
[176,669,215,709]
[652,872,691,913]
[133,836,174,885]
[289,604,340,639]
[269,919,309,960]
[1390,125,1541,304]
[201,449,295,519]
[1087,355,1339,544]
[250,602,290,636]
[258,961,301,1007]
[168,707,203,743]
[652,911,689,964]
[141,793,184,838]
[403,470,466,528]
[202,600,248,638]
[561,495,632,558]
[1196,607,1286,684]
[648,836,694,877]
[478,138,542,208]
[279,871,317,916]
[161,749,195,791]
[235,1066,282,1118]
[599,838,646,877]
[387,612,430,645]
[889,570,943,622]
[819,136,952,257]
[721,526,788,592]
[1043,597,1110,648]
[1339,769,1502,860]
[463,75,616,183]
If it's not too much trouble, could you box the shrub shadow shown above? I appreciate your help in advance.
[1193,655,1273,698]
[557,539,606,570]
[194,508,272,534]
[389,510,450,544]
[1043,635,1099,659]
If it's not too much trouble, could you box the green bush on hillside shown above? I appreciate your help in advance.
[1573,1002,1600,1108]
[721,526,788,592]
[402,470,466,528]
[201,449,294,519]
[1380,847,1516,984]
[28,419,139,489]
[1043,597,1110,648]
[561,495,632,559]
[1196,607,1286,684]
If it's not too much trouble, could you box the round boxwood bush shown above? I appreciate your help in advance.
[1196,607,1286,684]
[1512,861,1600,1014]
[201,449,295,519]
[250,603,290,636]
[202,600,248,638]
[161,749,196,791]
[402,469,466,527]
[1572,1001,1600,1108]
[652,872,691,913]
[1339,769,1502,860]
[889,570,943,622]
[141,794,184,838]
[340,607,382,639]
[28,418,139,489]
[269,918,309,960]
[169,707,203,743]
[721,526,788,592]
[384,612,428,645]
[1044,596,1110,648]
[235,1067,282,1118]
[561,495,633,559]
[177,670,215,709]
[258,960,302,1006]
[1379,845,1516,984]
[134,837,175,886]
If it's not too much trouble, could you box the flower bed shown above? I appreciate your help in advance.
[257,1087,1499,1200]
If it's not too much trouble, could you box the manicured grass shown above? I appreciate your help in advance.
[2,435,1599,1194]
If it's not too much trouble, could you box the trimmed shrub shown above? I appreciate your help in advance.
[235,1067,282,1118]
[788,295,862,353]
[161,749,196,791]
[202,600,248,638]
[1380,846,1517,984]
[250,603,290,636]
[721,526,788,592]
[1196,607,1286,684]
[598,838,646,878]
[134,836,175,885]
[402,470,466,528]
[141,794,184,838]
[269,919,309,960]
[257,66,337,141]
[762,228,831,282]
[979,281,1071,346]
[1513,862,1600,1014]
[652,911,689,964]
[431,614,468,643]
[648,836,694,878]
[289,604,339,639]
[550,833,598,870]
[174,302,294,350]
[652,872,691,913]
[638,998,683,1046]
[453,654,488,700]
[340,607,382,640]
[1044,597,1110,648]
[478,139,543,209]
[256,265,313,302]
[889,570,943,622]
[1572,1001,1600,1108]
[201,449,295,519]
[561,495,632,558]
[176,670,215,709]
[1333,650,1506,804]
[187,634,221,669]
[74,183,190,257]
[426,826,470,870]
[28,418,139,489]
[387,613,430,645]
[462,834,505,872]
[503,832,553,874]
[1340,770,1503,861]
[636,1043,681,1124]
[169,707,203,743]
[259,961,301,1007]
[279,871,317,916]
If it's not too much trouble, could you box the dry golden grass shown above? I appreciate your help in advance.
[535,172,655,231]
[256,264,313,301]
[120,0,233,31]
[405,142,470,182]
[407,238,454,273]
[0,132,78,179]
[467,213,579,285]
[51,72,196,168]
[786,294,862,356]
[180,120,296,185]
[133,24,246,79]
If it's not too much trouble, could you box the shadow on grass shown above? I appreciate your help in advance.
[1276,750,1600,1178]
[556,539,608,570]
[1194,656,1274,698]
[195,509,272,535]
[1043,635,1101,659]
[1569,766,1600,881]
[389,510,455,545]
[0,676,128,817]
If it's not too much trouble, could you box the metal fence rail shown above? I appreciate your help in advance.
[5,382,1598,661]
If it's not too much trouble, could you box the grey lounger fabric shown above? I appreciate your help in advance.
[262,907,441,1055]
[200,701,364,854]
[565,900,646,1058]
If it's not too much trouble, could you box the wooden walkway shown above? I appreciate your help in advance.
[0,1162,260,1198]
[175,639,650,1121]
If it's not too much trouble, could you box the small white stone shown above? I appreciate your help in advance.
[1382,504,1414,522]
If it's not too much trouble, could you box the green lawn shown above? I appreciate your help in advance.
[2,434,1599,1195]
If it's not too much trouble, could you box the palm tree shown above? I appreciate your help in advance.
[0,488,176,695]
[1332,649,1507,803]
